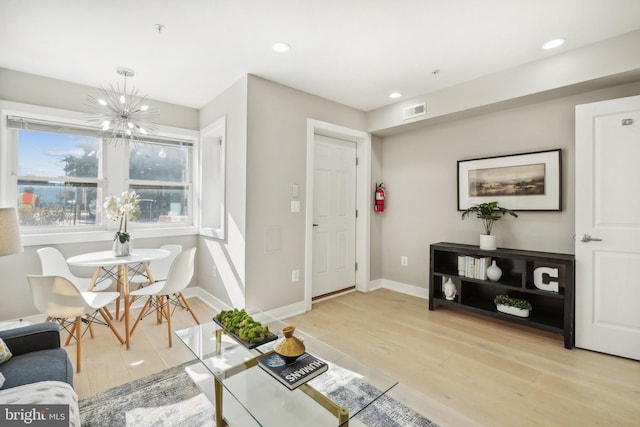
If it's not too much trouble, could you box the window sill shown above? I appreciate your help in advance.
[21,225,201,247]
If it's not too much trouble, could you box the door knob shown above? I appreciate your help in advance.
[579,234,603,242]
[313,223,319,227]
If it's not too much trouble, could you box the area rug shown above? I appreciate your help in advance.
[79,360,438,427]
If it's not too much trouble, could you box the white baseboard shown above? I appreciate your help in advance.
[3,282,427,326]
[371,278,428,299]
[182,287,307,321]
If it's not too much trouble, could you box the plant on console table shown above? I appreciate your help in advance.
[494,295,532,318]
[461,201,517,250]
[104,190,140,256]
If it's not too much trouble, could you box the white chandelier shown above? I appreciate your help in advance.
[86,67,158,144]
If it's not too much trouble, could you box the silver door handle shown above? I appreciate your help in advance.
[579,234,603,242]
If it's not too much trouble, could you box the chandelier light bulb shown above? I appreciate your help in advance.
[86,67,158,144]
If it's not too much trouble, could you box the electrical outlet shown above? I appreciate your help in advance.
[401,256,408,266]
[292,269,300,282]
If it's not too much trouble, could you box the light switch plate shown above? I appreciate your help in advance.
[291,200,300,213]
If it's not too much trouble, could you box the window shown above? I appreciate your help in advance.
[10,122,103,228]
[129,140,192,224]
[5,112,196,236]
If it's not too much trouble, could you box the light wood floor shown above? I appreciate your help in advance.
[65,289,639,427]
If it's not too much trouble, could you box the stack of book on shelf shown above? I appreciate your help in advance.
[258,352,328,390]
[458,255,491,280]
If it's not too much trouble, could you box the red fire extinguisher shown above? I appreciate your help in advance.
[374,183,385,212]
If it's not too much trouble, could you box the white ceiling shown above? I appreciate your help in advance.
[2,0,640,112]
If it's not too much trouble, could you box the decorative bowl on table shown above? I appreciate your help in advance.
[275,325,305,365]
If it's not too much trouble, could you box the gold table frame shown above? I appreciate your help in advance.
[212,328,350,427]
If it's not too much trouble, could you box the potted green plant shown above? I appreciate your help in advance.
[461,201,517,250]
[494,295,532,318]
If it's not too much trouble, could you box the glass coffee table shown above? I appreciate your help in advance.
[176,312,397,427]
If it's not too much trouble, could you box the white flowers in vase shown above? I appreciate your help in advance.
[104,190,141,245]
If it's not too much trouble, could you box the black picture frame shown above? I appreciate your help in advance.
[457,149,562,211]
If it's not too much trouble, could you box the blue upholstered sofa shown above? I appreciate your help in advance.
[0,322,73,390]
[0,322,80,426]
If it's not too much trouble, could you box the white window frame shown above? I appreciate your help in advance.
[199,116,226,240]
[0,100,200,246]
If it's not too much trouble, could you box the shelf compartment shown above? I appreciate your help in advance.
[432,274,461,303]
[525,260,567,296]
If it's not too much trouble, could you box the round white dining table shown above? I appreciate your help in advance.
[67,249,170,349]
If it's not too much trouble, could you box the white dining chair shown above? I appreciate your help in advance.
[27,275,124,372]
[129,247,199,347]
[129,244,183,288]
[37,247,112,292]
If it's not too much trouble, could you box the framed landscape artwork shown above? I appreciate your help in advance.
[457,149,562,211]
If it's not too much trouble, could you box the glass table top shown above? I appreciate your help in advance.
[176,311,398,427]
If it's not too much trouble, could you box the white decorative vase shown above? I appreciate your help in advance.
[479,234,497,250]
[496,304,529,318]
[112,239,132,257]
[486,260,502,282]
[443,277,457,300]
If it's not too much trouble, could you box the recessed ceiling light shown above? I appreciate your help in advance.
[389,92,402,99]
[271,42,290,53]
[542,38,565,50]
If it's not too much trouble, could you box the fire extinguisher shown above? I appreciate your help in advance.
[374,183,385,212]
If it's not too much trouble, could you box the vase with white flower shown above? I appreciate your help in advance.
[104,190,141,256]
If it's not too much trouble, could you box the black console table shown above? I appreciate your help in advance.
[429,242,575,349]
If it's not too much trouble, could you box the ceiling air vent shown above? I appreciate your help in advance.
[402,102,426,120]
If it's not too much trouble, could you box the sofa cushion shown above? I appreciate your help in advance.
[0,381,80,427]
[0,338,11,364]
[0,348,73,390]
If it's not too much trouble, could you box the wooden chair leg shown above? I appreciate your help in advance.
[116,265,122,321]
[177,293,200,324]
[75,316,82,373]
[156,296,163,324]
[99,308,125,344]
[130,297,152,335]
[65,322,76,346]
[165,296,173,347]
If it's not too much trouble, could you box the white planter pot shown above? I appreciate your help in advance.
[479,234,497,250]
[496,304,530,318]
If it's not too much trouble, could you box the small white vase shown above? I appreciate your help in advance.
[112,239,132,257]
[486,260,502,282]
[443,277,457,300]
[479,234,497,250]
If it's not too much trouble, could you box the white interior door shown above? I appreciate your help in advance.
[312,135,356,298]
[575,94,640,360]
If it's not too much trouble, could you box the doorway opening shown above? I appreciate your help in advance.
[304,119,371,312]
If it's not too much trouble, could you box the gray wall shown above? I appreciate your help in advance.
[378,80,640,289]
[198,76,249,308]
[370,135,384,281]
[244,75,366,310]
[0,68,199,130]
